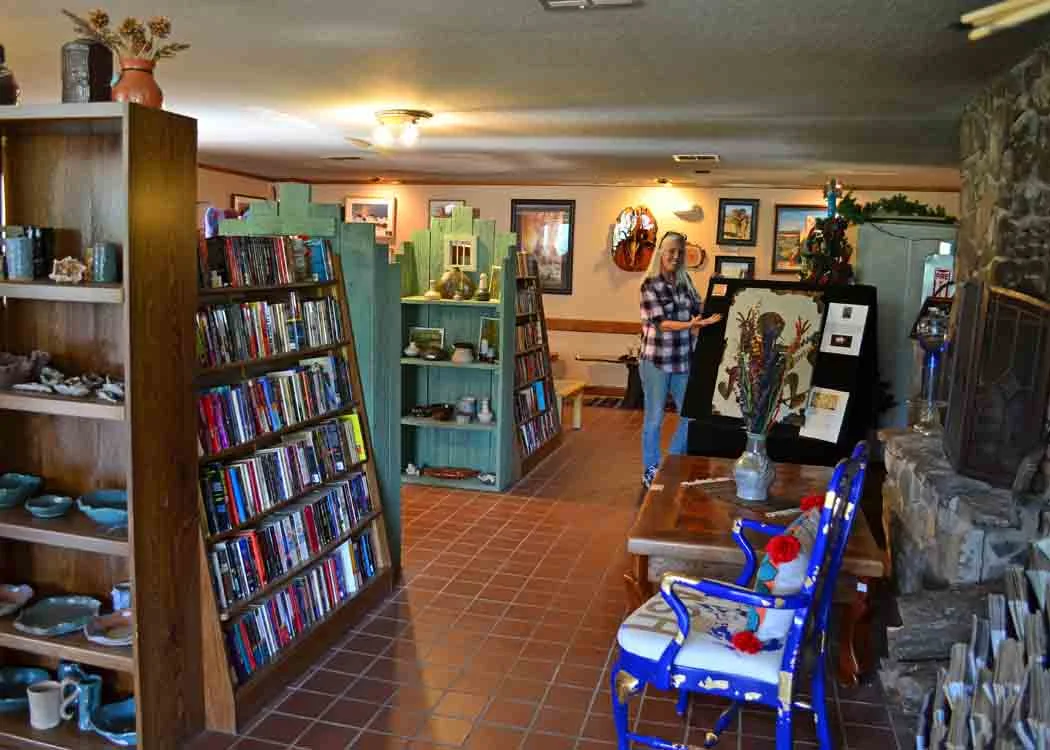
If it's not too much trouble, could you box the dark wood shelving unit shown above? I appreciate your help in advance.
[197,280,339,299]
[197,403,358,464]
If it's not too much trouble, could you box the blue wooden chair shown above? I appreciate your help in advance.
[611,442,869,750]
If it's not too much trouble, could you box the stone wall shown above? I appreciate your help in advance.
[959,40,1050,299]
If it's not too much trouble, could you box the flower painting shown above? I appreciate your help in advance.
[712,287,822,428]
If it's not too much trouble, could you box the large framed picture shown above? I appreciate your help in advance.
[714,255,756,279]
[345,196,396,244]
[231,193,266,215]
[510,199,575,295]
[772,204,825,274]
[429,199,465,219]
[716,198,760,246]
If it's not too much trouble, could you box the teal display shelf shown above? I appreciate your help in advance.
[401,416,498,431]
[400,358,500,371]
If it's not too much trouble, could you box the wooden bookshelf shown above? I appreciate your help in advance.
[0,103,202,748]
[196,184,393,733]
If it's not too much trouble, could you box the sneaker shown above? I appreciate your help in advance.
[642,464,658,488]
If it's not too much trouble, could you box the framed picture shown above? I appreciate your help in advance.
[408,326,445,352]
[345,196,397,244]
[478,317,500,361]
[429,199,465,219]
[714,255,756,279]
[772,204,825,274]
[489,265,502,302]
[231,194,265,215]
[716,198,760,246]
[510,199,575,295]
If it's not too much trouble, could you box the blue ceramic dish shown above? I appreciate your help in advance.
[15,595,101,637]
[0,474,43,509]
[76,490,128,527]
[92,697,136,746]
[25,494,73,519]
[0,666,50,713]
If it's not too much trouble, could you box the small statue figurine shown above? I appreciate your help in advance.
[49,256,88,284]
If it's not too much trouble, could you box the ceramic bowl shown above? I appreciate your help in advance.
[0,584,34,617]
[76,489,128,527]
[0,667,50,714]
[15,595,101,636]
[92,697,136,746]
[429,403,454,421]
[84,609,133,647]
[0,474,43,509]
[25,494,73,519]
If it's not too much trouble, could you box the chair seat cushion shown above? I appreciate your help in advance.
[617,588,784,685]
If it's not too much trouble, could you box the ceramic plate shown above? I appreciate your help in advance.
[0,584,33,617]
[0,667,50,713]
[15,595,102,636]
[84,610,133,647]
[25,494,73,519]
[76,489,128,527]
[0,473,43,509]
[92,697,136,746]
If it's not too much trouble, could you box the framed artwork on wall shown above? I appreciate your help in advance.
[231,193,265,215]
[510,199,576,295]
[716,198,760,246]
[429,199,465,219]
[345,196,397,244]
[772,204,825,274]
[714,255,756,279]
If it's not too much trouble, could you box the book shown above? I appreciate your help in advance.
[199,235,336,289]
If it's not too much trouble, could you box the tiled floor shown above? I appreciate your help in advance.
[191,407,907,750]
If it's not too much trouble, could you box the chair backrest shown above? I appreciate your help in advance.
[779,441,869,675]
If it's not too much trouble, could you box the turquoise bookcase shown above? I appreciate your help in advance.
[399,207,521,492]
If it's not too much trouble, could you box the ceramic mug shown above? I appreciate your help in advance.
[27,679,78,730]
[92,242,119,283]
[4,237,33,280]
[111,581,132,611]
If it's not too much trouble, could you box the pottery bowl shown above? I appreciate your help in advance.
[0,474,43,509]
[429,403,454,421]
[0,667,50,713]
[0,584,34,617]
[25,494,73,519]
[92,697,137,745]
[77,489,128,527]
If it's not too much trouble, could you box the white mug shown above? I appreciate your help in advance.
[27,679,78,730]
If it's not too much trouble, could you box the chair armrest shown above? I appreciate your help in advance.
[730,518,788,586]
[660,573,808,611]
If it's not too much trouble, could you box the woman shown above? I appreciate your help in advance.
[639,232,722,487]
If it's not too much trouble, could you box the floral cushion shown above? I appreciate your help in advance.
[617,587,784,684]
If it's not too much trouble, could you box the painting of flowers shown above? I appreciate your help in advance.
[717,198,760,246]
[712,287,822,428]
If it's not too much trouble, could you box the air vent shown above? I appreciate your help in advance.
[539,0,640,10]
[694,169,711,175]
[321,156,364,161]
[673,154,720,163]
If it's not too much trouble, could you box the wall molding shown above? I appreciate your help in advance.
[546,318,640,335]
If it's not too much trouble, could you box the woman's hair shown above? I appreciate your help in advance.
[643,231,699,299]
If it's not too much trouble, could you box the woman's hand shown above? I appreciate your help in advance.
[691,313,723,329]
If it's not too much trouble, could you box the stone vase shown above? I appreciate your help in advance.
[112,58,162,108]
[61,39,112,103]
[734,432,775,502]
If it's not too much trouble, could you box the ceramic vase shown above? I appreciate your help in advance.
[734,432,775,502]
[477,398,494,424]
[61,39,112,103]
[0,45,19,105]
[112,58,162,108]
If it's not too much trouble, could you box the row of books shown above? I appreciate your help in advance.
[197,356,352,457]
[206,476,374,610]
[516,285,538,316]
[515,320,543,352]
[225,529,381,684]
[196,294,345,369]
[515,350,548,385]
[515,251,535,278]
[199,235,335,289]
[519,408,560,456]
[514,380,551,424]
[199,415,368,535]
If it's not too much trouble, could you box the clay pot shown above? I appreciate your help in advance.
[112,58,162,108]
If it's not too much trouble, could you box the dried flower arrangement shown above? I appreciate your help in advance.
[62,8,189,60]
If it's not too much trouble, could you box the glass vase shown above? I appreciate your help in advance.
[734,432,775,502]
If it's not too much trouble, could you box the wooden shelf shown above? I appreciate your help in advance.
[516,275,537,281]
[516,311,539,320]
[0,507,129,557]
[516,408,550,427]
[516,346,544,357]
[198,280,339,299]
[0,392,125,421]
[198,403,357,464]
[206,463,365,543]
[516,373,550,389]
[401,296,499,308]
[0,711,119,749]
[0,281,124,304]
[0,618,133,673]
[402,473,500,492]
[400,416,496,432]
[218,510,381,622]
[400,358,499,371]
[197,340,351,378]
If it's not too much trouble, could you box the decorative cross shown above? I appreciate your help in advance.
[824,177,842,218]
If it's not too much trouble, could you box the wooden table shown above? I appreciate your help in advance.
[625,455,886,686]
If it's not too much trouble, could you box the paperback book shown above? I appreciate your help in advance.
[199,235,335,289]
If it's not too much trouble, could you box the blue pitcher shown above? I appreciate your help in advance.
[57,661,102,731]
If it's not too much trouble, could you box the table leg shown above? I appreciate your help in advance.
[624,555,652,610]
[837,576,874,687]
[572,394,583,429]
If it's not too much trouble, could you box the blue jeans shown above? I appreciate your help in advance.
[640,358,691,470]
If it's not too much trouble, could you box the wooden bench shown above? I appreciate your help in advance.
[554,379,586,429]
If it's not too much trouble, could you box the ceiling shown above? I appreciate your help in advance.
[7,0,1049,188]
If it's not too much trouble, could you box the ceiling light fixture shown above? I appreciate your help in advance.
[539,0,641,10]
[673,154,720,163]
[373,109,432,148]
[655,177,671,185]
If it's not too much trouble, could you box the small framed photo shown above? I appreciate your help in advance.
[716,198,760,246]
[443,235,478,271]
[772,204,825,274]
[478,317,500,362]
[408,326,445,352]
[346,196,397,244]
[231,194,266,215]
[429,199,465,219]
[714,255,756,279]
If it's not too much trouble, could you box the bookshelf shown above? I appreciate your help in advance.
[513,253,563,473]
[195,184,393,732]
[0,104,201,748]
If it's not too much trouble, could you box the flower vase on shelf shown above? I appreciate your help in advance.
[112,58,161,108]
[734,432,775,502]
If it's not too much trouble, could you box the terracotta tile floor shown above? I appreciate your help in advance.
[190,407,907,750]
